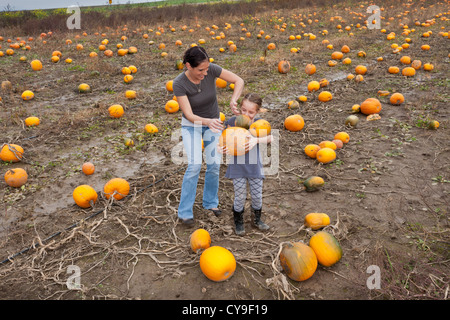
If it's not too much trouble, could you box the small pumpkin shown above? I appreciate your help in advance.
[190,228,211,253]
[73,185,98,208]
[279,242,318,281]
[304,213,330,230]
[30,59,42,71]
[307,80,320,92]
[78,83,91,93]
[402,67,416,77]
[278,60,290,74]
[145,123,158,134]
[309,231,342,267]
[108,104,124,118]
[103,177,130,201]
[235,114,252,129]
[0,144,24,162]
[249,119,271,137]
[316,147,336,164]
[165,100,179,113]
[82,162,95,175]
[318,91,332,102]
[199,246,236,282]
[21,90,34,101]
[284,114,305,132]
[390,93,405,105]
[355,65,367,75]
[303,176,325,192]
[305,63,316,75]
[4,168,28,188]
[24,116,40,127]
[334,131,350,144]
[304,144,321,159]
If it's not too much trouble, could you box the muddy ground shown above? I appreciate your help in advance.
[0,0,448,301]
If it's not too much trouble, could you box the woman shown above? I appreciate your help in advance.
[173,46,244,225]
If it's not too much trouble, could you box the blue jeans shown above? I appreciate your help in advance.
[178,125,222,220]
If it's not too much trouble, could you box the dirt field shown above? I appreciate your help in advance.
[0,0,448,301]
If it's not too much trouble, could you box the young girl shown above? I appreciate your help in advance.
[219,93,272,235]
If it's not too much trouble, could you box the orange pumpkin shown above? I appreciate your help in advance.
[216,78,227,88]
[388,66,400,74]
[104,178,130,201]
[278,60,290,74]
[165,100,179,113]
[307,80,320,92]
[249,119,271,137]
[390,93,405,105]
[199,246,236,282]
[24,116,40,127]
[108,104,124,118]
[304,144,321,159]
[402,67,416,77]
[318,91,332,102]
[309,231,342,267]
[30,59,42,71]
[4,168,28,188]
[0,144,24,162]
[355,65,367,75]
[279,242,318,281]
[316,147,336,164]
[73,185,98,208]
[334,132,350,144]
[360,98,382,115]
[190,228,211,253]
[82,162,95,175]
[284,114,305,132]
[145,123,159,134]
[304,213,331,230]
[305,63,316,75]
[219,127,250,156]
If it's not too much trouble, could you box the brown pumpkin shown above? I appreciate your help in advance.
[278,60,290,74]
[279,242,318,281]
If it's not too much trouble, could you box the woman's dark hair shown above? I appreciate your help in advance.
[242,93,263,111]
[183,46,209,68]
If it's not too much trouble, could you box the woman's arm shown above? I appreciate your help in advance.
[177,95,224,132]
[218,68,244,115]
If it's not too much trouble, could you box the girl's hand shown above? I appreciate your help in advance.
[208,118,224,133]
[217,144,228,155]
[245,135,258,152]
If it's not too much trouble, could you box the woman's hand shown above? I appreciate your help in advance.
[230,100,240,115]
[207,118,224,133]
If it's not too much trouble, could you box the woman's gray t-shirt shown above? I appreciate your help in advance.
[172,63,223,126]
[223,116,264,179]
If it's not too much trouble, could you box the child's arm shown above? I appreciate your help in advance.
[245,134,273,152]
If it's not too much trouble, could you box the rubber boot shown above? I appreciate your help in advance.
[233,206,245,236]
[252,207,269,231]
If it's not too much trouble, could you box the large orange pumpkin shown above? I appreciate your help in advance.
[279,242,318,281]
[219,127,250,156]
[73,185,98,208]
[104,178,130,200]
[360,98,382,115]
[284,114,305,132]
[199,246,236,282]
[4,168,28,187]
[0,144,24,162]
[309,231,342,267]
